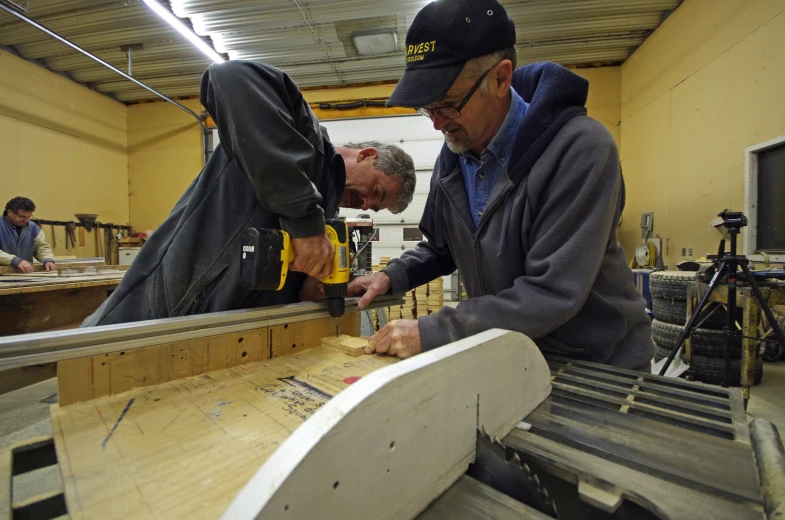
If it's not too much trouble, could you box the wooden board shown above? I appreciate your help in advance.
[51,347,397,519]
[321,334,368,356]
[0,286,112,336]
[57,313,361,406]
[0,259,109,276]
[0,274,124,296]
[224,329,552,520]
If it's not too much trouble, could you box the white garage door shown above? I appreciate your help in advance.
[321,114,444,266]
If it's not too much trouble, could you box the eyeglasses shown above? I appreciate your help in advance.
[417,65,495,120]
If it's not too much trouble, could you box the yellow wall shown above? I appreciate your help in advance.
[573,67,621,146]
[619,0,785,266]
[127,99,203,232]
[0,50,128,259]
[307,71,621,144]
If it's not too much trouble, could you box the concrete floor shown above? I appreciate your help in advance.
[1,361,784,513]
[747,361,785,433]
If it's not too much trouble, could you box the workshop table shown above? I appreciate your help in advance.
[0,273,125,336]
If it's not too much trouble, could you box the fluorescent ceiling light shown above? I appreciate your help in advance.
[143,0,224,63]
[353,31,398,56]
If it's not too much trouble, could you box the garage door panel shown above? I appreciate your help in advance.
[323,115,440,144]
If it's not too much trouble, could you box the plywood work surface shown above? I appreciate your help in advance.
[51,347,397,519]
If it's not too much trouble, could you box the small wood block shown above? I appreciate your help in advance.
[321,334,368,357]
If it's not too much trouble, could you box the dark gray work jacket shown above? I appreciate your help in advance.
[83,61,345,326]
[384,63,654,369]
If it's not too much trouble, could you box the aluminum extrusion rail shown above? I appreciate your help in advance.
[0,296,403,370]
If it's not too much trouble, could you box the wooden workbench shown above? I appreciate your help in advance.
[686,280,785,402]
[0,272,125,335]
[51,347,397,519]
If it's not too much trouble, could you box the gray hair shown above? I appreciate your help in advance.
[343,141,416,214]
[461,46,517,94]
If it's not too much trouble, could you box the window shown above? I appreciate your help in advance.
[403,227,423,241]
[745,135,785,260]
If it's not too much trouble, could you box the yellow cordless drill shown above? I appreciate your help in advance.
[241,219,350,336]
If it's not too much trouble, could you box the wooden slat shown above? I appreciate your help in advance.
[51,347,397,519]
[57,313,360,406]
[524,401,761,503]
[549,382,737,435]
[548,356,733,398]
[0,275,123,296]
[552,363,732,406]
[0,259,111,275]
[504,429,763,520]
[553,372,734,422]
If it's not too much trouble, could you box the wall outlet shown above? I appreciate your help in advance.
[688,248,693,256]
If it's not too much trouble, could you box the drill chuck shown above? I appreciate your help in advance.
[324,283,347,319]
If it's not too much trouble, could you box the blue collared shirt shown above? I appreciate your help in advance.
[459,88,527,229]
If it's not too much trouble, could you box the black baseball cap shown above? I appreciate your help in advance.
[387,0,516,108]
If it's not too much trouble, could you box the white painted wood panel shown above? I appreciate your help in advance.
[223,329,552,520]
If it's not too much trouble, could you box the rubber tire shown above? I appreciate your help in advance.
[654,343,673,362]
[651,297,735,330]
[763,315,785,361]
[687,354,763,386]
[650,271,698,300]
[651,319,741,358]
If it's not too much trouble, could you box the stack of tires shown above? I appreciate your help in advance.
[650,270,762,386]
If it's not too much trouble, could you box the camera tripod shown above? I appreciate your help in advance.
[658,211,785,389]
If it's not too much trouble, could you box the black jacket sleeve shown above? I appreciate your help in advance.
[382,172,456,292]
[200,61,325,238]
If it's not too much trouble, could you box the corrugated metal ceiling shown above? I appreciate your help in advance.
[0,0,681,104]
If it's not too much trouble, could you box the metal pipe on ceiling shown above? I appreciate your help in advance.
[0,0,206,135]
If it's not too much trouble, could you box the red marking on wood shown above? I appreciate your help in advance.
[344,376,361,385]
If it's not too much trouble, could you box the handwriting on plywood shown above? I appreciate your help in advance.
[255,376,333,422]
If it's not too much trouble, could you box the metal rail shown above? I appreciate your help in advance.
[0,296,403,370]
[0,1,207,135]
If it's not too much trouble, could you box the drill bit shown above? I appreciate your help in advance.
[335,318,339,337]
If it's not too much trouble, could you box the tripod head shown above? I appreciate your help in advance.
[703,210,749,276]
[717,210,748,234]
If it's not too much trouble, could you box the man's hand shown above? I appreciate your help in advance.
[299,276,326,302]
[44,261,57,272]
[16,260,34,273]
[366,319,422,359]
[291,233,334,279]
[347,272,392,309]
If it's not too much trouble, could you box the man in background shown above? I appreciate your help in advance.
[0,197,56,273]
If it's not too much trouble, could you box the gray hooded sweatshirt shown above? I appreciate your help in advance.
[383,62,654,369]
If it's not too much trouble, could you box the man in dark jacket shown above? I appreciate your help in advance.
[1,197,56,272]
[349,0,654,370]
[83,61,415,326]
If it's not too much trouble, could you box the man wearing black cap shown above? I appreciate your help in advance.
[349,0,655,370]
